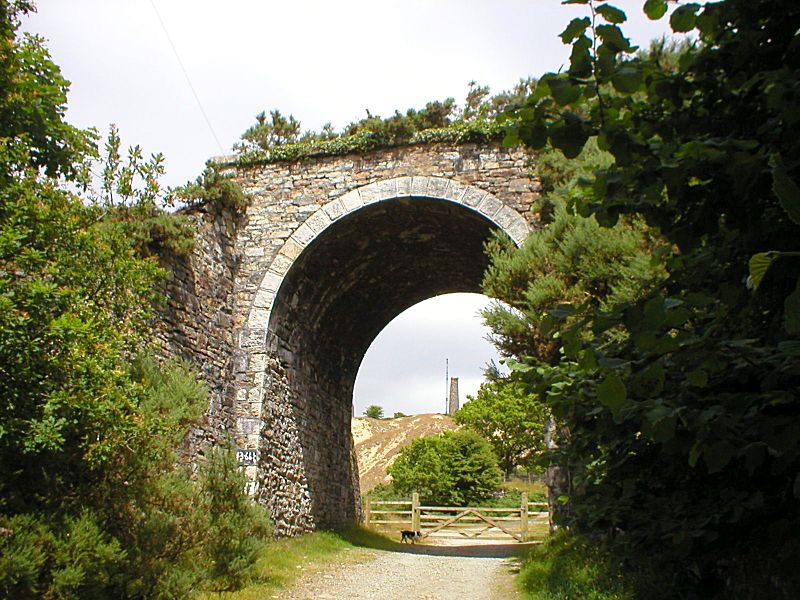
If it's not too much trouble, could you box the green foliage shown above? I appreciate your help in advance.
[0,511,127,599]
[454,378,548,476]
[483,142,664,361]
[240,109,302,149]
[91,126,196,259]
[492,0,800,595]
[0,171,164,515]
[175,165,250,214]
[0,1,95,183]
[392,411,407,419]
[363,405,384,419]
[232,80,535,167]
[519,530,632,600]
[201,445,271,592]
[388,430,503,505]
[0,6,269,596]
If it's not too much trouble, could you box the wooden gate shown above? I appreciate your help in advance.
[364,492,549,542]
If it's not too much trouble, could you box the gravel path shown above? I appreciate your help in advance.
[284,543,525,600]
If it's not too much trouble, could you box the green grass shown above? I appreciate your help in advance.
[195,527,397,599]
[518,531,633,600]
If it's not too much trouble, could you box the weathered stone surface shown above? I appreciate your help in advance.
[155,141,541,536]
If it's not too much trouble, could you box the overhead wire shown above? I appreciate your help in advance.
[148,0,225,155]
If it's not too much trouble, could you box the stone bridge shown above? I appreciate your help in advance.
[157,141,541,535]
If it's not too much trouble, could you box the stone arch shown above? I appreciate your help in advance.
[246,176,529,330]
[236,176,530,534]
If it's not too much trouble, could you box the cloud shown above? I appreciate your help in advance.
[353,293,506,416]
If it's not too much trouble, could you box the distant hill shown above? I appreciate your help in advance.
[352,413,459,494]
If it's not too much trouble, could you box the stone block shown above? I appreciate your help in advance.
[261,271,284,293]
[358,183,380,205]
[323,199,346,221]
[445,180,468,203]
[394,176,413,197]
[290,222,316,247]
[339,189,362,213]
[376,178,397,200]
[410,176,429,197]
[280,238,304,261]
[477,194,504,217]
[252,288,276,310]
[462,186,486,207]
[508,219,531,246]
[305,209,332,234]
[426,177,449,198]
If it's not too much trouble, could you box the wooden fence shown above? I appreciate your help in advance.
[364,492,549,542]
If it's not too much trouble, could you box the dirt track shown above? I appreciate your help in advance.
[283,542,525,600]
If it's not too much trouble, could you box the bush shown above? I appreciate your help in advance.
[201,445,271,592]
[363,405,384,419]
[0,512,126,600]
[388,430,503,505]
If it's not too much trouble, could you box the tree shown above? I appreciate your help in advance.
[388,430,503,506]
[493,0,800,595]
[0,4,269,595]
[454,379,548,477]
[363,405,384,419]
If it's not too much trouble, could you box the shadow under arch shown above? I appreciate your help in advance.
[242,178,530,535]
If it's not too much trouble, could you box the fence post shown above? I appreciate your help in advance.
[364,496,372,527]
[520,492,529,542]
[412,492,420,532]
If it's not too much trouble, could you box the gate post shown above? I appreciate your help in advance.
[412,492,420,532]
[520,492,529,542]
[364,496,372,527]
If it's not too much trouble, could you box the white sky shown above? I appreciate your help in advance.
[22,1,674,415]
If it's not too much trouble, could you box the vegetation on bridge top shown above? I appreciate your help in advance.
[226,80,534,168]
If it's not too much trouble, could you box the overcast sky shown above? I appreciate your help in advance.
[23,1,674,415]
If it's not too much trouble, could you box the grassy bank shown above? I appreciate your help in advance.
[196,527,398,599]
[518,531,632,600]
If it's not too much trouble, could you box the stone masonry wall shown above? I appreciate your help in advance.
[153,204,242,450]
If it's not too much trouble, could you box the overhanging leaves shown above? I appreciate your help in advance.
[770,153,800,225]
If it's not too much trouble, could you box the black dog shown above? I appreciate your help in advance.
[400,530,421,543]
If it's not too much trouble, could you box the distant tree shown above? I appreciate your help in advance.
[388,430,503,505]
[455,379,548,477]
[363,405,384,419]
[392,411,408,419]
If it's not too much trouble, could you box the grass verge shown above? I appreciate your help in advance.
[195,527,398,599]
[518,530,632,600]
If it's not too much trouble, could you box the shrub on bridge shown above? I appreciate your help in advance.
[388,430,503,506]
